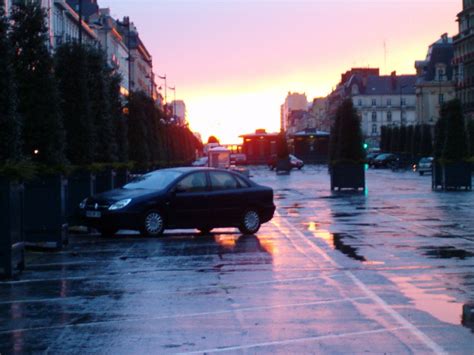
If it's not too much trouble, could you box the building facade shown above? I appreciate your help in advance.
[351,72,417,149]
[117,17,156,99]
[280,92,308,133]
[309,97,329,132]
[454,0,474,119]
[415,34,456,125]
[170,100,187,125]
[90,8,130,95]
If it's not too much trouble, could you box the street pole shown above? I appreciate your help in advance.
[78,0,83,45]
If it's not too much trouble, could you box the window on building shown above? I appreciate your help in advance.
[372,98,376,106]
[387,98,392,106]
[372,111,377,122]
[401,98,406,106]
[439,93,444,105]
[387,111,392,122]
[372,124,377,135]
[358,99,362,106]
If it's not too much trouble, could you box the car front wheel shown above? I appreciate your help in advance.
[239,210,261,235]
[140,210,165,237]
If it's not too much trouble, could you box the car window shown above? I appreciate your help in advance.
[210,172,239,190]
[176,172,207,193]
[123,171,183,190]
[235,175,251,188]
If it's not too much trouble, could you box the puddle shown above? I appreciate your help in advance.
[308,226,367,263]
[333,234,366,262]
[421,246,474,260]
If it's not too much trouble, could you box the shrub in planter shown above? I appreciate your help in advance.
[275,131,291,174]
[0,178,25,279]
[435,100,472,191]
[329,99,366,191]
[24,173,69,249]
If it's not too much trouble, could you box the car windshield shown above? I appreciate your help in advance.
[123,171,183,190]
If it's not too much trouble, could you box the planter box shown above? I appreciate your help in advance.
[24,175,68,249]
[276,158,291,175]
[432,161,443,190]
[114,169,129,189]
[95,170,116,194]
[441,162,472,191]
[330,163,365,191]
[0,179,25,279]
[67,172,95,225]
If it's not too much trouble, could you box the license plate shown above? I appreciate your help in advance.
[86,211,101,218]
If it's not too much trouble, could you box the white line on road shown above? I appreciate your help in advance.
[177,326,412,354]
[0,296,370,335]
[273,214,447,355]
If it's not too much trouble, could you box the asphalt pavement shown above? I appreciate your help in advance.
[0,166,473,354]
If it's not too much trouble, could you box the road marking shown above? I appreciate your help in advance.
[178,326,413,354]
[273,214,447,355]
[0,274,347,305]
[0,296,370,335]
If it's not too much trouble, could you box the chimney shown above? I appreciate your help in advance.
[391,71,397,90]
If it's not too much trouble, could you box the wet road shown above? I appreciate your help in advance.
[1,166,473,354]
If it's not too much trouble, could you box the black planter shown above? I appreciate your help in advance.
[24,175,68,249]
[114,169,129,189]
[432,161,443,190]
[276,158,291,175]
[0,179,25,279]
[95,170,115,194]
[441,162,472,191]
[67,172,95,225]
[330,163,365,191]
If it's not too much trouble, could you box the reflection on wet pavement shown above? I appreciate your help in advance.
[0,166,473,353]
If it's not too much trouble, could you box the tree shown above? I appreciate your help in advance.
[276,131,289,159]
[109,72,129,163]
[11,2,65,165]
[412,124,422,159]
[399,125,407,153]
[420,124,433,157]
[405,125,414,160]
[468,119,474,158]
[330,99,364,163]
[127,92,151,165]
[86,46,118,163]
[390,126,400,153]
[55,43,94,165]
[441,99,469,161]
[0,3,22,163]
[207,136,220,144]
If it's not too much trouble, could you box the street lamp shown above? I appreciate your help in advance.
[157,74,167,103]
[168,85,176,122]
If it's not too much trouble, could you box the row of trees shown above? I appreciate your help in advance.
[0,2,201,174]
[380,124,433,159]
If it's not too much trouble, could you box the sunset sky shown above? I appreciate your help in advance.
[100,0,460,144]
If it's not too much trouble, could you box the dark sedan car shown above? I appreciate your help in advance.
[79,168,275,237]
[372,153,398,169]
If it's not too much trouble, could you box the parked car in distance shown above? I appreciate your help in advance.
[372,153,398,169]
[79,167,276,237]
[366,152,381,167]
[414,157,433,175]
[230,153,247,165]
[268,154,304,170]
[191,157,208,167]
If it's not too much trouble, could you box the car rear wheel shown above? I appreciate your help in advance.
[198,227,213,235]
[239,210,261,235]
[140,210,165,237]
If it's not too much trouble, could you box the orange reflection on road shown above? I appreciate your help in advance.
[391,275,463,326]
[308,223,334,249]
[214,235,236,249]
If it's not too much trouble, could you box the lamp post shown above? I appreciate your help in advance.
[168,85,176,122]
[157,74,167,103]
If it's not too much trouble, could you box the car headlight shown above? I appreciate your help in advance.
[79,198,88,209]
[109,199,132,211]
